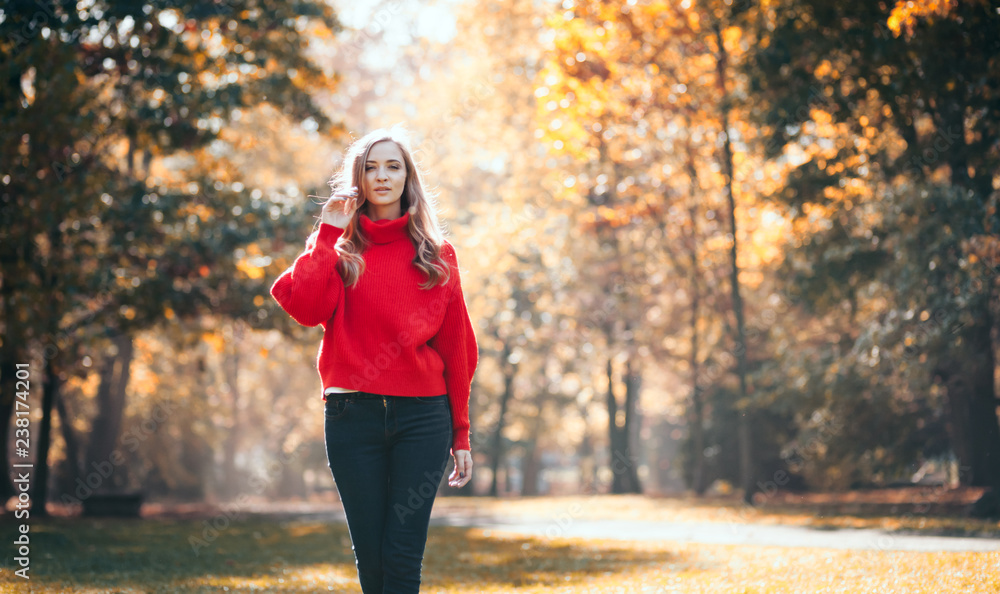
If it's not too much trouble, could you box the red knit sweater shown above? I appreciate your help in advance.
[270,212,479,452]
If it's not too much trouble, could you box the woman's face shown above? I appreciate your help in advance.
[363,140,407,210]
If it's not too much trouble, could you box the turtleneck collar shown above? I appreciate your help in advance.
[358,211,411,244]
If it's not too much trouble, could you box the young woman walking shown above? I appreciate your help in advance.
[270,126,478,593]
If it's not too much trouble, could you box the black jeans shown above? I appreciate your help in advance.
[324,392,452,594]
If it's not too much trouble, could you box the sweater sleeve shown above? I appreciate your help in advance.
[270,223,346,328]
[428,244,479,453]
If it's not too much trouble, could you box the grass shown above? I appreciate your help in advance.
[1,495,998,593]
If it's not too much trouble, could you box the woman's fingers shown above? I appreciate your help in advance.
[332,189,359,215]
[449,451,472,487]
[332,186,359,200]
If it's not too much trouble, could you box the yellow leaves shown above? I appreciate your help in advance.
[202,330,225,354]
[814,59,836,79]
[887,0,958,38]
[178,202,214,222]
[810,108,833,126]
[597,205,618,224]
[580,200,665,231]
[235,242,268,280]
[17,498,1000,594]
[722,25,742,51]
[236,258,265,280]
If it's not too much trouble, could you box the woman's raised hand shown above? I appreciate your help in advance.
[321,186,360,229]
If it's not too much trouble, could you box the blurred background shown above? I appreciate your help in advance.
[2,0,999,515]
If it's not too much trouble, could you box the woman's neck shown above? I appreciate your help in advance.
[366,203,402,221]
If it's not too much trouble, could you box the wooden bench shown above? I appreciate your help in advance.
[82,493,144,517]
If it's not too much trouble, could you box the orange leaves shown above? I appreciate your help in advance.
[178,202,215,222]
[235,242,269,280]
[202,330,226,354]
[721,23,743,51]
[887,0,959,38]
[581,201,665,231]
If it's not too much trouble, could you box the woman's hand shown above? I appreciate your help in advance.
[321,186,360,229]
[448,449,472,488]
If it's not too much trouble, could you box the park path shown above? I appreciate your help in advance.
[197,500,1000,553]
[427,513,1000,553]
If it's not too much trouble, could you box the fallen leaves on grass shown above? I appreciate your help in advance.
[1,510,998,593]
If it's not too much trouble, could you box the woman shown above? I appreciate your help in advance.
[270,125,478,593]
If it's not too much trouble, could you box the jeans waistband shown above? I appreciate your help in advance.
[326,391,377,399]
[328,392,446,400]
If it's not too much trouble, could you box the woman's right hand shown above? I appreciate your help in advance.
[321,186,360,229]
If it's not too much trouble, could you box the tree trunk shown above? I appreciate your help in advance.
[608,357,642,494]
[55,387,83,480]
[714,20,754,503]
[687,145,708,496]
[950,300,1000,487]
[941,103,1000,513]
[0,360,17,505]
[688,228,707,494]
[521,393,547,496]
[576,401,596,494]
[607,358,621,493]
[621,358,643,493]
[83,333,134,492]
[222,322,243,500]
[683,130,708,496]
[0,266,26,504]
[31,356,60,516]
[489,346,515,497]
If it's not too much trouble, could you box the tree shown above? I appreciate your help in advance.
[1,0,342,512]
[747,0,1000,503]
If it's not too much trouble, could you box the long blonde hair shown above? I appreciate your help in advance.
[322,125,451,289]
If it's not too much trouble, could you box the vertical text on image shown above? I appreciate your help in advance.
[12,362,33,580]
